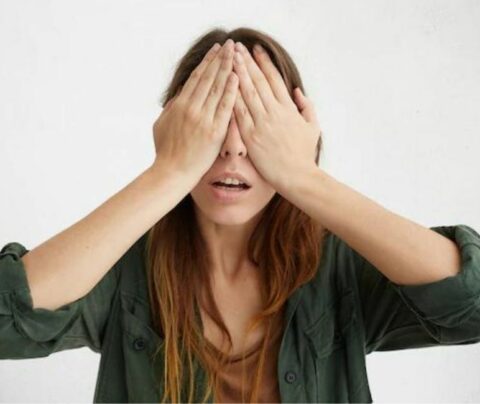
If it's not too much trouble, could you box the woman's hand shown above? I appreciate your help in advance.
[151,39,239,183]
[231,42,322,191]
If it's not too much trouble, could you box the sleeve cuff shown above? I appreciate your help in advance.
[389,224,480,328]
[0,242,33,305]
[0,241,83,342]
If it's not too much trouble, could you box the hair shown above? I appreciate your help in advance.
[145,26,330,403]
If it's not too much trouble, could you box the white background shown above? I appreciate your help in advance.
[1,0,480,402]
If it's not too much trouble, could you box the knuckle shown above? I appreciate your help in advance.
[212,125,225,141]
[173,97,183,110]
[190,69,201,81]
[203,122,216,139]
[251,132,262,145]
[184,106,198,122]
[209,126,220,140]
[221,54,231,67]
[209,82,221,97]
[247,87,257,100]
[200,72,212,85]
[207,50,217,61]
[198,117,209,130]
[238,105,248,117]
[217,99,229,111]
[196,120,206,133]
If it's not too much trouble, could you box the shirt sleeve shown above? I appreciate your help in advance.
[338,224,480,354]
[0,240,123,358]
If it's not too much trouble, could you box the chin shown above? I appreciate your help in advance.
[191,199,262,226]
[190,186,275,227]
[206,212,255,226]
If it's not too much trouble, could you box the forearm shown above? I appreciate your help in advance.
[22,164,194,311]
[281,166,462,286]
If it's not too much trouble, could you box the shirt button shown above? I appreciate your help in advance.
[285,370,297,384]
[133,337,146,351]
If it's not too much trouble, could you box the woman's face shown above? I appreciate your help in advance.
[190,115,276,226]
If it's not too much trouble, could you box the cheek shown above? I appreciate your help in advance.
[254,186,277,207]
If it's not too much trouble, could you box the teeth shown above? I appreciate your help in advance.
[218,177,245,186]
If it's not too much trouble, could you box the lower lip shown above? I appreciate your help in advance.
[209,184,252,202]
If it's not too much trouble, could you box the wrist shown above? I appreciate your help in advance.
[276,163,321,197]
[145,162,198,195]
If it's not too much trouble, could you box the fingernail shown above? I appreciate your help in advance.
[234,51,243,64]
[254,44,264,53]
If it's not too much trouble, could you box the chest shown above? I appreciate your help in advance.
[197,270,268,357]
[109,258,369,403]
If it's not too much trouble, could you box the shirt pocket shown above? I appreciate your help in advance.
[119,291,164,355]
[119,291,165,403]
[302,289,356,403]
[303,289,355,358]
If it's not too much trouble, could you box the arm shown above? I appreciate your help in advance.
[279,166,462,287]
[0,164,196,357]
[21,163,194,311]
[277,166,480,352]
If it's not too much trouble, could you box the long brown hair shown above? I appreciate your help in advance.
[145,26,329,403]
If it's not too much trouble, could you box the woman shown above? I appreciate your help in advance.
[1,26,480,403]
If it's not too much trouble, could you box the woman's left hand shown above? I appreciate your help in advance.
[231,42,322,191]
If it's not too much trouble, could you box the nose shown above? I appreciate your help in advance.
[219,114,248,158]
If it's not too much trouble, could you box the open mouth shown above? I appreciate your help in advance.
[211,182,251,191]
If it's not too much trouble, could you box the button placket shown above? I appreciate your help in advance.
[119,292,164,355]
[133,337,146,351]
[285,370,297,384]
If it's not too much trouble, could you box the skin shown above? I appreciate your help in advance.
[236,41,461,286]
[189,107,277,286]
[190,42,321,287]
[193,40,461,291]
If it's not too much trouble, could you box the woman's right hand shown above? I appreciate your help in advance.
[151,39,238,182]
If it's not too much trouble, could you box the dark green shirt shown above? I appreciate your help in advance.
[1,224,480,403]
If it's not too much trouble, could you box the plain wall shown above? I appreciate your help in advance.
[1,0,479,402]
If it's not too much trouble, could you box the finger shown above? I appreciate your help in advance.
[233,47,266,125]
[163,93,178,111]
[235,42,277,113]
[233,90,254,139]
[164,98,173,110]
[203,39,235,121]
[179,42,221,100]
[252,43,294,107]
[294,87,319,126]
[230,110,237,129]
[190,40,234,113]
[213,72,239,133]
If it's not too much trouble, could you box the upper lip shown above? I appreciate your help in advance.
[209,171,252,187]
